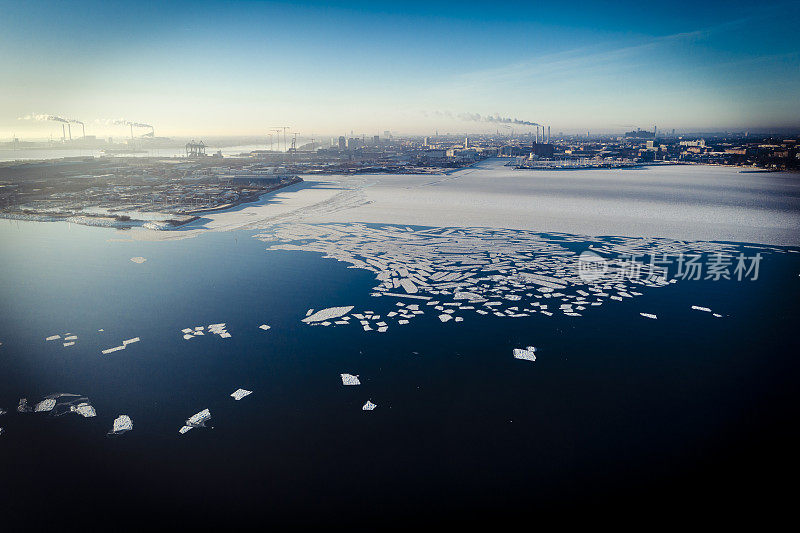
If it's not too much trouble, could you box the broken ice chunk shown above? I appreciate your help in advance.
[180,409,211,434]
[640,313,658,319]
[64,335,78,341]
[101,344,126,354]
[108,415,133,436]
[362,400,377,411]
[691,306,712,313]
[341,373,361,386]
[122,337,140,345]
[438,314,453,323]
[513,346,537,362]
[34,398,57,412]
[63,341,75,347]
[130,257,147,264]
[231,388,252,401]
[46,335,61,341]
[302,306,354,323]
[72,402,97,418]
[258,324,271,330]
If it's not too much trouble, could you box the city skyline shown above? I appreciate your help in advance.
[1,0,799,138]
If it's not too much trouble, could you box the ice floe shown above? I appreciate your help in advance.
[108,415,133,436]
[640,313,658,319]
[362,400,377,411]
[231,388,252,401]
[513,346,537,362]
[341,373,361,386]
[179,408,211,434]
[101,336,140,355]
[691,306,712,313]
[130,257,147,264]
[302,306,354,323]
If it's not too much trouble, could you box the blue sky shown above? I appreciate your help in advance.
[1,0,799,138]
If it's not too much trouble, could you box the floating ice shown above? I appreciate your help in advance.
[72,402,96,418]
[258,223,747,328]
[101,344,126,354]
[63,341,75,347]
[130,257,147,264]
[258,324,271,330]
[341,373,361,386]
[362,400,377,411]
[438,314,453,323]
[231,388,252,401]
[691,306,712,312]
[303,306,354,323]
[180,408,211,434]
[46,335,61,341]
[22,394,97,418]
[108,415,133,436]
[640,313,658,319]
[513,346,537,362]
[34,398,56,412]
[122,337,140,345]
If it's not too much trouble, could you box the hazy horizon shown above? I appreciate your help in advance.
[2,0,799,139]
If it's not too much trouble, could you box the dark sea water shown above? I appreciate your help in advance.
[0,219,798,528]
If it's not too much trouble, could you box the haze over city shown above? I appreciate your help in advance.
[2,0,799,139]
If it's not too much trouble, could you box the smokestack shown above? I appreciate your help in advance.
[130,124,134,139]
[81,123,85,138]
[62,124,65,141]
[67,123,72,141]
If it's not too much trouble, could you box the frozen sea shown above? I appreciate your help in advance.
[0,161,799,528]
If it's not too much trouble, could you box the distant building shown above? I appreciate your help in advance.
[530,143,554,158]
[338,136,346,150]
[624,128,656,139]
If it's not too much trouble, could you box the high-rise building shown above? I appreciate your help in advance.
[338,136,346,150]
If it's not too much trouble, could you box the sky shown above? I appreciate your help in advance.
[1,0,799,139]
